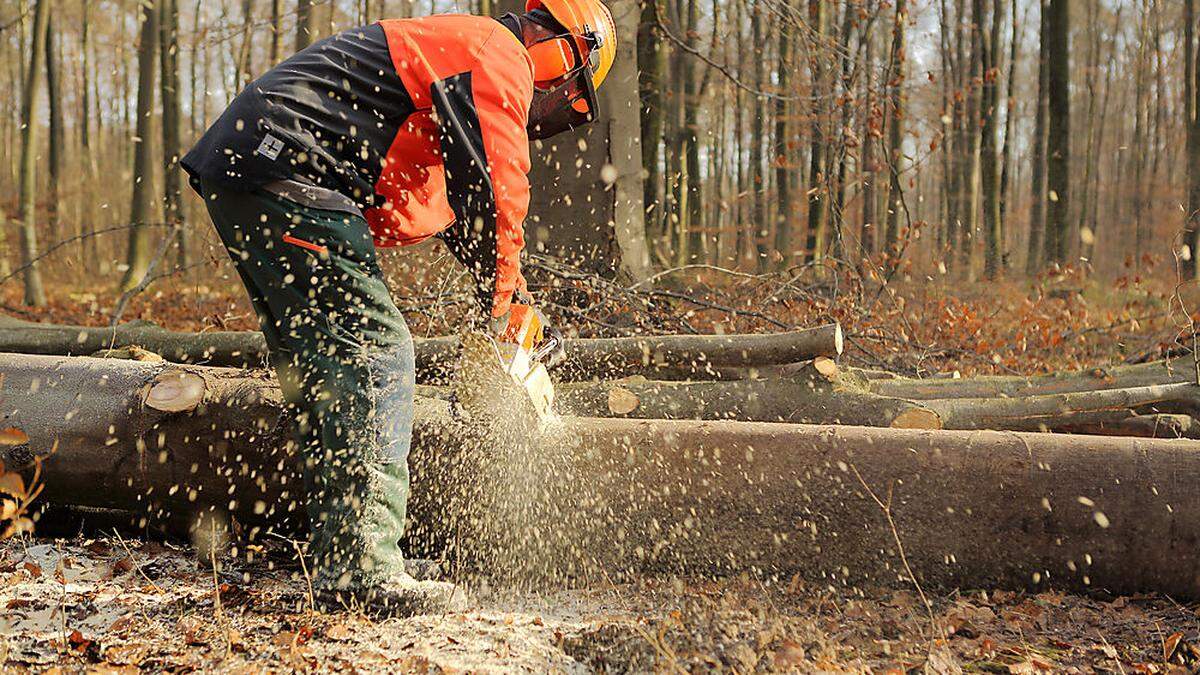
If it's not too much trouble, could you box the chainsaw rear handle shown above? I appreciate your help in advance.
[531,327,566,369]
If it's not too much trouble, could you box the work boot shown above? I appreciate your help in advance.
[315,573,468,618]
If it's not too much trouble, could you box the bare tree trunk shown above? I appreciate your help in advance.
[1026,0,1050,273]
[883,0,907,260]
[270,0,283,64]
[981,0,1002,279]
[1043,0,1071,264]
[80,0,101,273]
[773,2,793,268]
[960,0,982,279]
[234,0,257,90]
[681,0,703,264]
[44,5,65,247]
[803,0,828,267]
[602,0,652,282]
[296,0,317,52]
[160,0,185,272]
[937,0,957,268]
[118,0,160,293]
[749,4,766,270]
[16,0,50,307]
[637,0,666,263]
[998,0,1018,271]
[1131,5,1149,270]
[1186,0,1200,278]
[861,15,878,261]
[1074,0,1099,267]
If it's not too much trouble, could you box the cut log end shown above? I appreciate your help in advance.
[812,356,839,380]
[144,370,206,413]
[890,408,943,430]
[607,387,640,415]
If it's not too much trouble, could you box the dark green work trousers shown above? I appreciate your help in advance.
[200,180,412,590]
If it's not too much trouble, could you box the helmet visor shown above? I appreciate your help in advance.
[526,36,599,139]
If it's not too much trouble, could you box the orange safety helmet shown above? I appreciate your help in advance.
[525,0,616,91]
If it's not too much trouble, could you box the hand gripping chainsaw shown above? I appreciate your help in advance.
[452,304,564,424]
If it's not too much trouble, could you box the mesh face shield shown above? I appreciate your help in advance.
[520,11,602,140]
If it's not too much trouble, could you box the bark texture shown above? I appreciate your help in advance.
[6,353,1200,597]
[0,318,843,382]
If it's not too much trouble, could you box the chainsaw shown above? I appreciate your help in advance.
[452,304,563,425]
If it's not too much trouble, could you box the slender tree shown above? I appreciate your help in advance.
[44,5,65,245]
[773,5,793,267]
[161,0,186,269]
[1026,0,1050,273]
[297,0,317,51]
[883,0,907,259]
[1043,0,1070,264]
[271,0,284,64]
[637,0,666,260]
[803,0,828,267]
[981,0,1002,278]
[1186,0,1200,278]
[119,0,161,292]
[16,0,51,306]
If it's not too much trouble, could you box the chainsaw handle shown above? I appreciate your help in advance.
[532,328,566,369]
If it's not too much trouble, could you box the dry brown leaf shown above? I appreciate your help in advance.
[1164,632,1184,662]
[0,472,25,499]
[325,623,353,641]
[0,427,28,446]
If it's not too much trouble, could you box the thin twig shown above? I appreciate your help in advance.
[849,463,936,635]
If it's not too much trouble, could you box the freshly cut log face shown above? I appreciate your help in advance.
[5,352,1200,598]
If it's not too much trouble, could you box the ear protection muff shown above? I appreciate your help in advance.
[527,37,576,85]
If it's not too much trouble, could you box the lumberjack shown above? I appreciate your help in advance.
[180,1,616,616]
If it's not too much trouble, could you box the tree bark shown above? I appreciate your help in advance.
[637,0,666,261]
[44,5,65,247]
[296,0,317,52]
[803,0,828,266]
[883,0,907,259]
[1043,0,1070,264]
[772,3,793,267]
[1026,0,1050,274]
[601,0,653,283]
[980,0,1002,278]
[0,317,844,382]
[1187,0,1200,278]
[160,0,185,271]
[8,353,1200,596]
[118,0,160,293]
[16,0,50,307]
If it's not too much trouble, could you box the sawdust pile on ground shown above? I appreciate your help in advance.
[2,537,1199,672]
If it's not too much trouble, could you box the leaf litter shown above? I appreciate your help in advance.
[1,537,1198,672]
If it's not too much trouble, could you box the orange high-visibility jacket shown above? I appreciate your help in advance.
[182,15,534,317]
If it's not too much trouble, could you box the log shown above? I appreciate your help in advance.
[871,359,1200,400]
[0,316,842,382]
[922,382,1200,431]
[4,353,1200,597]
[552,360,941,429]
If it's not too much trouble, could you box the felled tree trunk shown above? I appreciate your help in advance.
[0,316,842,382]
[552,359,941,429]
[870,359,1200,400]
[5,352,1200,598]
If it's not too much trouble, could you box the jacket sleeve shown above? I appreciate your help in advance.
[430,35,533,318]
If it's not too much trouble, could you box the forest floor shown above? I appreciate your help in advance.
[4,260,1200,671]
[2,537,1200,673]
